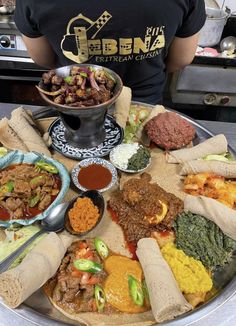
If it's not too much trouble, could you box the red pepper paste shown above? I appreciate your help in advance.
[78,164,112,190]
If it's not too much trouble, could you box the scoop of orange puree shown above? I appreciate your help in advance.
[104,255,149,313]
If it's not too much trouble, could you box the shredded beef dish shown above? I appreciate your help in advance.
[108,173,183,243]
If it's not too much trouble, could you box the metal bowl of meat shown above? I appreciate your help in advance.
[0,150,70,227]
[64,190,105,236]
[37,64,123,115]
[37,64,123,148]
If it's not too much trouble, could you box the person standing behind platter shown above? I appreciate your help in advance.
[14,0,206,105]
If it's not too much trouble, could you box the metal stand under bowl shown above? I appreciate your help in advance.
[59,107,107,148]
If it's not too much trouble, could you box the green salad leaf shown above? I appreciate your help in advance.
[202,152,234,162]
[124,106,150,143]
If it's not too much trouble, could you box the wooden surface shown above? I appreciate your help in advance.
[0,103,235,326]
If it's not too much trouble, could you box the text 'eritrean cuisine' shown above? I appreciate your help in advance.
[0,161,60,221]
[37,66,116,107]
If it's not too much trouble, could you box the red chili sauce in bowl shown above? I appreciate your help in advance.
[78,164,112,190]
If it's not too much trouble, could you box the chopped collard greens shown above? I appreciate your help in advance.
[174,212,236,271]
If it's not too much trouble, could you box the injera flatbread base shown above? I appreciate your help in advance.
[12,117,187,325]
[48,296,154,326]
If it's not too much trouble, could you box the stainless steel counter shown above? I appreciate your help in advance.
[0,102,235,326]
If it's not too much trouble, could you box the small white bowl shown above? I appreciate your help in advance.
[109,143,151,173]
[71,157,118,192]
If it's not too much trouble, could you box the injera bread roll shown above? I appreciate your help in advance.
[113,86,132,129]
[180,160,236,178]
[136,105,166,145]
[8,107,51,156]
[167,134,228,163]
[0,117,28,152]
[184,195,236,241]
[0,232,72,308]
[136,238,192,323]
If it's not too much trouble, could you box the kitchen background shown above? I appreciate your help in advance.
[0,0,235,122]
[216,0,236,12]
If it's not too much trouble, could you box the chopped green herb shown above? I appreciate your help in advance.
[127,146,150,171]
[174,211,236,271]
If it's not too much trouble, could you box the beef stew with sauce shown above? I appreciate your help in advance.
[0,163,61,221]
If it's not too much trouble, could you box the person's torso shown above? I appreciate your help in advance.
[31,0,191,103]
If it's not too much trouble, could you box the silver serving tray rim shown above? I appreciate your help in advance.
[1,102,236,326]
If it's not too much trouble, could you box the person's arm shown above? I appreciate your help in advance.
[22,35,57,69]
[166,32,200,73]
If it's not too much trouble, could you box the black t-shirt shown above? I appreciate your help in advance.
[14,0,206,104]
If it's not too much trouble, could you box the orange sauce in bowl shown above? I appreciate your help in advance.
[78,164,112,190]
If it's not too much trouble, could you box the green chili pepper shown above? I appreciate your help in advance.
[0,181,14,194]
[128,275,144,306]
[104,71,116,83]
[35,160,59,174]
[80,72,88,78]
[142,280,150,305]
[74,259,103,273]
[30,175,45,186]
[94,238,109,259]
[64,76,73,84]
[29,194,41,208]
[94,285,106,312]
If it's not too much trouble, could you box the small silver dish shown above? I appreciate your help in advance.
[71,157,118,192]
[109,143,151,173]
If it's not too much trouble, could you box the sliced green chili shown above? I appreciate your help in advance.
[64,76,73,84]
[29,194,41,208]
[80,72,88,78]
[142,280,150,305]
[104,71,116,83]
[94,285,106,312]
[128,275,144,306]
[74,259,102,273]
[94,238,109,259]
[35,160,59,174]
[30,175,45,186]
[0,181,14,194]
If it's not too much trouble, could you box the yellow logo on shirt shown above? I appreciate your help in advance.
[61,11,165,63]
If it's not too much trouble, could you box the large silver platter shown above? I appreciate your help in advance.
[1,103,236,326]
